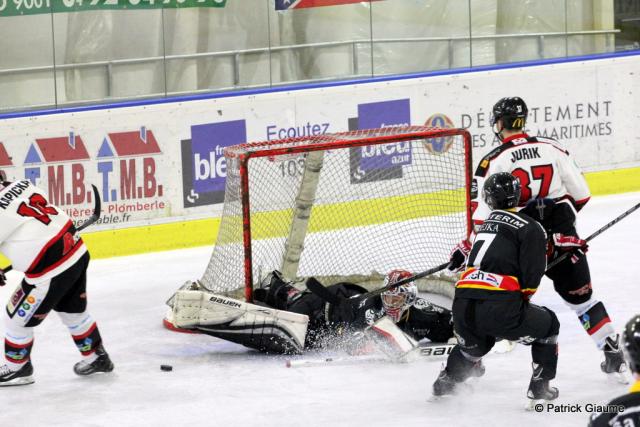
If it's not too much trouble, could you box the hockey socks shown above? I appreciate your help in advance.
[59,312,104,362]
[4,337,34,372]
[569,299,615,348]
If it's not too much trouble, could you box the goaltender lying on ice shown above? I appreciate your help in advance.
[163,270,457,357]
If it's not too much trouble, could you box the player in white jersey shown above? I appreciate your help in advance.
[0,172,113,386]
[450,97,626,378]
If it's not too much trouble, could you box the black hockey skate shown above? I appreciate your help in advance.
[0,361,35,386]
[601,334,628,383]
[470,360,486,378]
[431,367,457,399]
[74,345,114,376]
[526,363,558,410]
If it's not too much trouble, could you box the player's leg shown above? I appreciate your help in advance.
[0,279,57,386]
[172,288,309,354]
[54,253,113,376]
[546,255,625,374]
[506,303,560,401]
[432,298,491,397]
[253,270,303,310]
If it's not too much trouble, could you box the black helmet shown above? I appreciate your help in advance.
[491,97,528,130]
[622,314,640,374]
[483,172,521,210]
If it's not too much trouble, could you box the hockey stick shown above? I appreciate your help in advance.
[285,342,455,368]
[285,339,516,368]
[77,184,102,232]
[1,185,101,275]
[546,200,640,271]
[305,261,451,310]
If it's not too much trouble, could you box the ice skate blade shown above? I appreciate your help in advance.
[427,393,453,403]
[0,375,35,387]
[525,397,557,411]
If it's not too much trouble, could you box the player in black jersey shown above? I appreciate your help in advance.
[253,269,454,349]
[433,172,560,406]
[589,314,640,426]
[453,96,625,378]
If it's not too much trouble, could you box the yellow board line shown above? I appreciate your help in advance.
[1,166,638,268]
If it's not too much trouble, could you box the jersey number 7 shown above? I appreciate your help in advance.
[512,164,553,204]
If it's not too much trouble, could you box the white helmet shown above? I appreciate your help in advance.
[381,270,417,323]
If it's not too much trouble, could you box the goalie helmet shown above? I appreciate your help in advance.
[491,97,528,131]
[381,270,417,323]
[483,172,521,210]
[622,314,640,374]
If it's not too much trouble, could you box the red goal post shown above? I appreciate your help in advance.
[199,125,473,302]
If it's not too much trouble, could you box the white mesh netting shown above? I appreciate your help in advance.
[199,126,471,300]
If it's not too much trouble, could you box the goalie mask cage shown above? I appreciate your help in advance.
[199,125,473,301]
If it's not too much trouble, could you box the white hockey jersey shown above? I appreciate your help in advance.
[471,133,591,225]
[0,180,87,283]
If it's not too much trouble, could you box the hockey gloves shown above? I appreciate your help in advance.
[448,239,472,272]
[552,233,588,264]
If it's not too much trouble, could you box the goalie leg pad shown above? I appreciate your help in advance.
[172,291,309,355]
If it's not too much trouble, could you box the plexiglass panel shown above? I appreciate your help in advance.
[0,0,635,112]
[0,15,56,111]
[53,10,166,105]
[371,0,471,75]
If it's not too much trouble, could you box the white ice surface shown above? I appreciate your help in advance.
[1,192,639,427]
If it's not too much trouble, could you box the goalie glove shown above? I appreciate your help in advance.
[447,239,471,272]
[552,233,588,264]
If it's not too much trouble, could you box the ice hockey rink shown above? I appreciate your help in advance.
[0,191,638,427]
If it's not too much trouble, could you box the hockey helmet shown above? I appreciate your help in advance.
[622,314,640,374]
[381,270,417,323]
[491,97,528,130]
[483,172,521,210]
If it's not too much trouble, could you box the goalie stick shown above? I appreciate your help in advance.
[285,339,516,368]
[285,342,455,368]
[2,184,102,275]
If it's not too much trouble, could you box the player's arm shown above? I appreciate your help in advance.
[518,220,548,299]
[556,151,591,211]
[403,299,453,343]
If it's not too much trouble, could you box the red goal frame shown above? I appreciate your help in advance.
[223,125,473,302]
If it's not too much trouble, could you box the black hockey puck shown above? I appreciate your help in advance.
[160,364,173,372]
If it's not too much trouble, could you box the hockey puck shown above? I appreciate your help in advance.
[160,364,173,372]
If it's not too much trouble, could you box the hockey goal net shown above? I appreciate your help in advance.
[198,125,472,301]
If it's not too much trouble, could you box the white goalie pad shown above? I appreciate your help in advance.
[172,290,309,354]
[365,316,419,359]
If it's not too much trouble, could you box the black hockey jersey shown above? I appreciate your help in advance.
[455,209,547,301]
[588,381,640,427]
[355,296,453,344]
[288,282,453,347]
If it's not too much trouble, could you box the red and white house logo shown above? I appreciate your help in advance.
[97,127,164,203]
[23,132,93,206]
